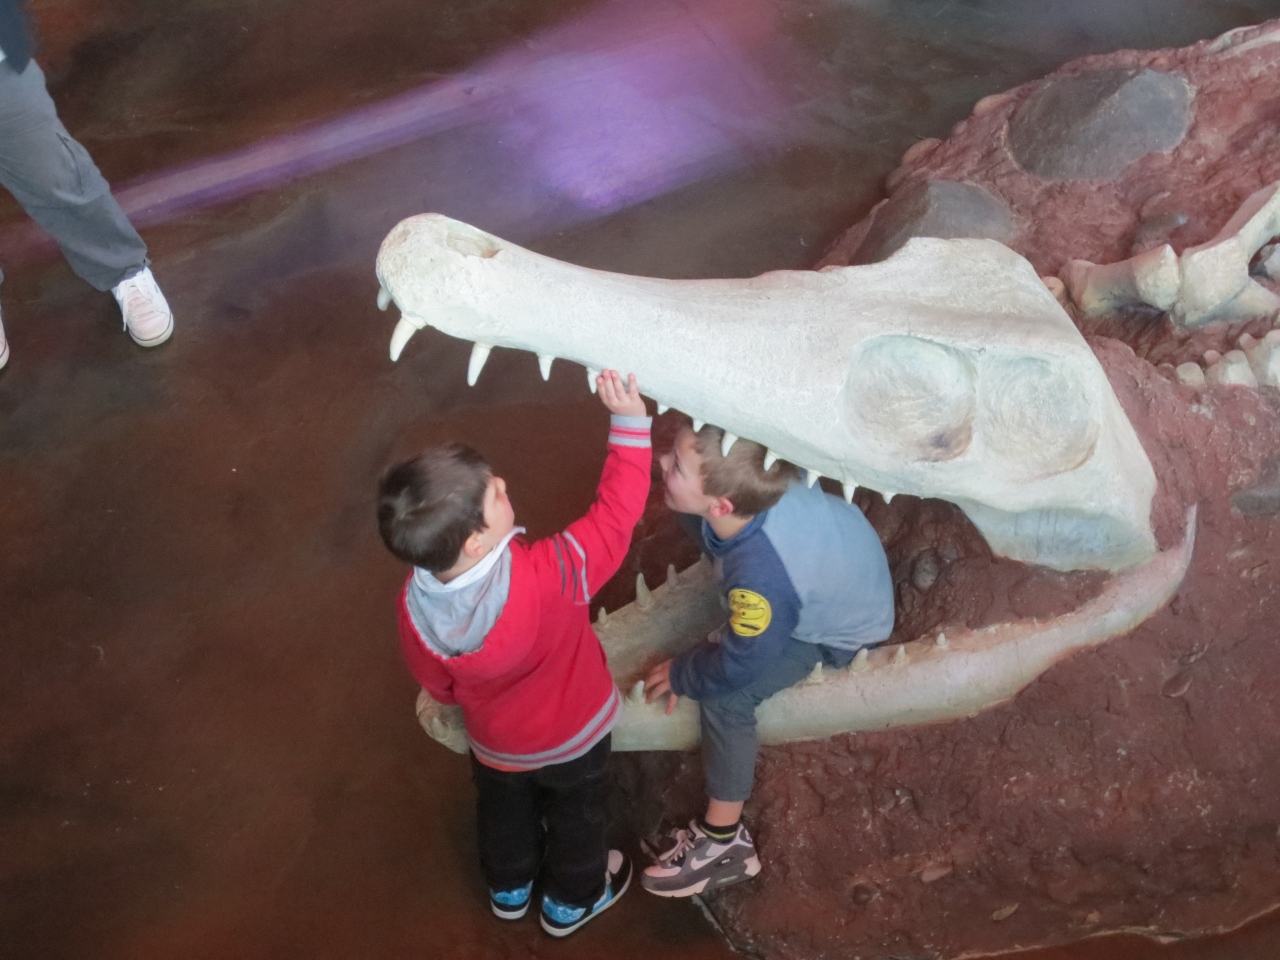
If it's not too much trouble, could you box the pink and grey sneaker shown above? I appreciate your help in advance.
[112,267,174,347]
[641,820,761,897]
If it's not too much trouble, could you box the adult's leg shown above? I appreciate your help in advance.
[535,734,611,907]
[699,639,824,808]
[0,62,148,291]
[470,754,543,892]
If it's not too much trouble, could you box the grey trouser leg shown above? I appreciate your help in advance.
[699,638,826,803]
[0,61,147,291]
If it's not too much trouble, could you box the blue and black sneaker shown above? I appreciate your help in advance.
[490,880,534,920]
[539,850,631,937]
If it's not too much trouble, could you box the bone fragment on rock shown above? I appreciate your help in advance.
[1244,330,1280,387]
[414,511,1195,753]
[1175,181,1280,326]
[1256,243,1280,281]
[1058,181,1280,327]
[376,215,1156,571]
[1061,244,1180,317]
[1205,350,1258,387]
[1175,362,1207,388]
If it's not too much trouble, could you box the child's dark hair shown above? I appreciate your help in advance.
[377,444,491,573]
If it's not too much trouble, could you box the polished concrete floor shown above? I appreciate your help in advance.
[4,1,1280,957]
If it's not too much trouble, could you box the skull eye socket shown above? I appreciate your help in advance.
[978,357,1099,482]
[842,335,976,463]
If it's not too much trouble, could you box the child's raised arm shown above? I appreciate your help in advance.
[530,370,651,605]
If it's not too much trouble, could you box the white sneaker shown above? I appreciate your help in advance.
[112,267,174,347]
[0,307,8,370]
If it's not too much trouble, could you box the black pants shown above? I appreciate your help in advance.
[471,734,610,908]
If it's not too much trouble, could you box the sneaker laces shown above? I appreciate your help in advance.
[117,272,166,331]
[657,826,697,865]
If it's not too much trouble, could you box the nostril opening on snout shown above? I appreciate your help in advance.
[446,229,501,259]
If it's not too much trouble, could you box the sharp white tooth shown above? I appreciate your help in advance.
[667,563,679,586]
[587,367,600,394]
[538,354,555,381]
[693,419,705,432]
[851,648,870,672]
[377,286,392,311]
[883,491,896,504]
[935,632,948,648]
[893,645,909,664]
[806,662,824,684]
[721,433,739,458]
[635,573,655,612]
[389,315,423,362]
[806,469,820,488]
[764,450,778,471]
[628,680,646,705]
[658,404,669,415]
[467,343,492,386]
[843,483,857,503]
[596,607,609,627]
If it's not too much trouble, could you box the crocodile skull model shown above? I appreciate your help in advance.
[374,214,1192,752]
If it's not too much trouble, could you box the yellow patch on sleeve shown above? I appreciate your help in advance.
[728,589,772,637]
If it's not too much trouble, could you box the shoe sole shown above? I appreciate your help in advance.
[491,901,530,920]
[641,854,761,898]
[128,315,174,348]
[540,863,632,937]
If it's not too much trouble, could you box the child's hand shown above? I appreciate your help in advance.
[597,370,647,418]
[644,659,678,715]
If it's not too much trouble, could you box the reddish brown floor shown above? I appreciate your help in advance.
[4,1,1280,958]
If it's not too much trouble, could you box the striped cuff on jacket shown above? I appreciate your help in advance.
[608,414,652,448]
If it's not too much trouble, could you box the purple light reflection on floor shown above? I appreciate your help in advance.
[0,0,799,262]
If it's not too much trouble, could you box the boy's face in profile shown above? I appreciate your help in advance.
[478,474,516,545]
[659,426,715,516]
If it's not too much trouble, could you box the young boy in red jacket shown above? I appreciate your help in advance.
[377,370,650,937]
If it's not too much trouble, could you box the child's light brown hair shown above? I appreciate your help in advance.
[690,425,799,517]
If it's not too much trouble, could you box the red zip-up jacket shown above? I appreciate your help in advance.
[398,415,651,770]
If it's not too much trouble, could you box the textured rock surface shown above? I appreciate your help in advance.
[850,179,1017,265]
[1007,68,1193,181]
[615,20,1280,959]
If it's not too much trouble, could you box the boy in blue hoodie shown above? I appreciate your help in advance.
[641,423,894,897]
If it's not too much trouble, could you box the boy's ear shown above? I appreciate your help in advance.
[708,496,736,519]
[461,529,489,559]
